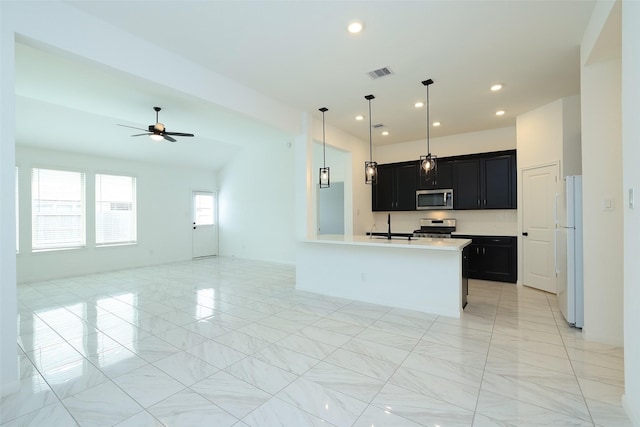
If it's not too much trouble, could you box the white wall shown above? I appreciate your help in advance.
[310,119,374,237]
[15,146,217,282]
[375,126,516,162]
[0,9,19,395]
[621,1,640,424]
[515,96,582,291]
[562,97,583,177]
[516,96,581,176]
[580,1,623,346]
[218,139,297,264]
[371,127,518,238]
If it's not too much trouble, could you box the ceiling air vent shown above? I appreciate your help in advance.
[372,123,384,128]
[367,67,393,80]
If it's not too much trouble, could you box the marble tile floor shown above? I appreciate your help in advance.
[1,257,632,427]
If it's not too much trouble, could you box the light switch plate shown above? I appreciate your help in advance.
[603,198,614,211]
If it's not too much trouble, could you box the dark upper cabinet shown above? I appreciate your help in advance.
[372,161,417,211]
[453,150,516,210]
[483,153,516,208]
[372,149,516,212]
[373,165,395,211]
[418,159,453,190]
[453,159,481,209]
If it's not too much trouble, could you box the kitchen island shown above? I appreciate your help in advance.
[296,235,472,318]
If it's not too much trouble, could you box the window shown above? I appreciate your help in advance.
[95,174,136,246]
[32,168,85,251]
[194,192,215,225]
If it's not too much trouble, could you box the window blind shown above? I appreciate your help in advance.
[32,168,85,251]
[96,174,136,245]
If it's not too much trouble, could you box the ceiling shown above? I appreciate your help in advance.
[16,1,596,169]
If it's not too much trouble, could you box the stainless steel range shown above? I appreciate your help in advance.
[413,218,456,238]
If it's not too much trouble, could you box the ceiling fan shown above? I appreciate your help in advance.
[118,106,194,142]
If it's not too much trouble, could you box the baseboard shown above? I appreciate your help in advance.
[0,379,20,397]
[582,328,624,347]
[622,394,640,427]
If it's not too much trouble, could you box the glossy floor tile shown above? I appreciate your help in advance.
[1,258,632,426]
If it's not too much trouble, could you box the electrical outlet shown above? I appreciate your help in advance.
[603,198,614,211]
[630,188,635,209]
[361,272,367,282]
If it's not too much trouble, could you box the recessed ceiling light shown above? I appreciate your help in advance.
[382,131,389,136]
[414,102,424,108]
[491,84,503,92]
[496,110,505,116]
[355,115,364,121]
[348,21,363,34]
[432,121,441,127]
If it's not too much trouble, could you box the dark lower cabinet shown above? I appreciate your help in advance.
[462,246,469,308]
[456,235,517,283]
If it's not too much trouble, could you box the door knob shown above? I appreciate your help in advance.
[522,232,528,236]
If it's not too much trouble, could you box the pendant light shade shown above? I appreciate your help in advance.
[364,94,377,184]
[420,79,437,178]
[319,107,330,189]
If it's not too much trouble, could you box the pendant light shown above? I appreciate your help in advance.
[364,94,377,184]
[319,107,330,188]
[420,79,437,178]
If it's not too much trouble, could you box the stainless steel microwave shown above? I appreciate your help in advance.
[416,188,454,210]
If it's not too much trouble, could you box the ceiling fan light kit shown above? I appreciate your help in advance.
[118,106,194,143]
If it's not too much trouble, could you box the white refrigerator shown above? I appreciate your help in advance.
[556,175,584,328]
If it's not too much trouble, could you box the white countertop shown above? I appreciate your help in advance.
[303,235,472,251]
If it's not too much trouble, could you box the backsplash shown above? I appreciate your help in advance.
[371,209,518,236]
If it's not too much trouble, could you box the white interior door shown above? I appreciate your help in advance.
[192,191,217,258]
[522,164,558,293]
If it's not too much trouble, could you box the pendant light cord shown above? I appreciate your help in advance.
[426,83,430,154]
[322,109,326,168]
[368,98,373,162]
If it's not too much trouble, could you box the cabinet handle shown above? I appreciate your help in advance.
[476,247,479,255]
[477,200,480,207]
[483,247,486,255]
[484,199,487,206]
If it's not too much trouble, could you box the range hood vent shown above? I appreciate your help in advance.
[367,67,393,79]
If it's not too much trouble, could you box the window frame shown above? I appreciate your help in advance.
[95,172,137,247]
[31,167,86,252]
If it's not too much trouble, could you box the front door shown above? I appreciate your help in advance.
[192,191,217,258]
[522,164,558,293]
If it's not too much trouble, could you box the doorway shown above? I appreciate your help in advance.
[522,164,559,293]
[192,191,217,258]
[318,182,345,235]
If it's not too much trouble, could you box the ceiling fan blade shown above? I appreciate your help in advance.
[164,132,194,137]
[163,135,177,142]
[118,124,148,132]
[130,133,151,137]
